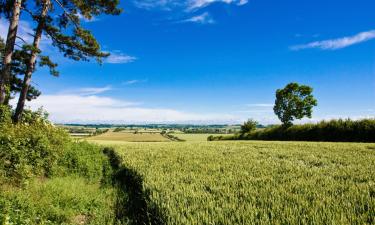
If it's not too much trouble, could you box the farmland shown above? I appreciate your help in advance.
[86,130,170,143]
[173,133,232,142]
[109,141,375,224]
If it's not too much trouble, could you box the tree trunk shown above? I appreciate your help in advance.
[0,0,22,105]
[13,0,50,123]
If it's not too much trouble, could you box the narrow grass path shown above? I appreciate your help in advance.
[104,148,166,225]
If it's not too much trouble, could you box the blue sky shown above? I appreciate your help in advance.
[2,0,375,124]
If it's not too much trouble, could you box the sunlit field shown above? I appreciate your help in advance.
[87,130,170,143]
[113,141,375,224]
[173,133,232,142]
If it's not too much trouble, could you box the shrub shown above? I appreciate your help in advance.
[0,109,70,183]
[240,119,258,134]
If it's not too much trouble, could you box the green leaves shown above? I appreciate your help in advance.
[274,82,318,127]
[240,119,258,134]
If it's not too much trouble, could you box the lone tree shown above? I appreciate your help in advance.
[273,82,317,127]
[240,119,258,134]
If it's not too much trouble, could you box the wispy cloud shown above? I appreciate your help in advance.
[188,0,248,10]
[105,52,137,64]
[132,0,248,13]
[180,12,215,24]
[131,0,248,26]
[60,86,113,96]
[122,79,148,85]
[291,30,375,51]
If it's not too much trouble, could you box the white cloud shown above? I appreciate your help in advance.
[132,0,248,25]
[181,12,215,24]
[291,30,375,51]
[188,0,248,10]
[18,94,238,124]
[105,52,137,64]
[61,86,113,95]
[122,79,148,85]
[133,0,248,11]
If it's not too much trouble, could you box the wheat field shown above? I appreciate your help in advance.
[113,141,375,224]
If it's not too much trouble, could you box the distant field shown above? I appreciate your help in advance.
[87,130,170,143]
[173,133,232,142]
[114,141,375,224]
[115,129,162,133]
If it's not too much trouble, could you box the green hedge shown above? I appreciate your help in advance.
[0,106,111,184]
[209,119,375,143]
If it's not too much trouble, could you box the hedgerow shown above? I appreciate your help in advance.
[209,118,375,142]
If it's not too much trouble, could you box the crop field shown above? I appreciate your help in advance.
[173,133,232,142]
[87,130,170,143]
[114,141,375,224]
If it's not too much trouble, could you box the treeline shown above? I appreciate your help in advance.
[208,119,375,143]
[182,127,240,134]
[71,124,241,130]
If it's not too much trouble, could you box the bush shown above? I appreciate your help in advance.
[240,119,258,134]
[0,107,112,184]
[0,109,70,183]
[0,108,118,224]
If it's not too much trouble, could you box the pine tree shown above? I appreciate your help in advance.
[12,0,121,122]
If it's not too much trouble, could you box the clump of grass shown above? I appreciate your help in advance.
[115,141,375,224]
[0,177,116,224]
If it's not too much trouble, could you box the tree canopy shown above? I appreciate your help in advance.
[273,82,318,127]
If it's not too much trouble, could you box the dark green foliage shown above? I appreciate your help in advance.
[207,135,234,141]
[274,83,317,127]
[210,119,375,143]
[240,119,258,134]
[36,0,122,64]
